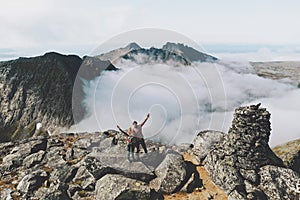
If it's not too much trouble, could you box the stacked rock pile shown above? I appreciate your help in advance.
[205,104,299,199]
[227,104,283,170]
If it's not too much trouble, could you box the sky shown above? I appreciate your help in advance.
[1,0,299,146]
[1,0,300,60]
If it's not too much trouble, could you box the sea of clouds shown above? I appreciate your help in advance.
[72,54,300,147]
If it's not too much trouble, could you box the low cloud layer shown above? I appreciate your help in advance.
[71,56,299,146]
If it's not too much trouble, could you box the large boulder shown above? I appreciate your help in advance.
[150,150,186,194]
[49,165,78,183]
[192,130,225,160]
[95,174,163,200]
[23,150,45,168]
[259,165,300,200]
[72,166,95,191]
[17,169,48,195]
[34,182,71,200]
[81,154,155,182]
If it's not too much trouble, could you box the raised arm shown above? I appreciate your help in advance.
[117,125,129,137]
[140,113,150,127]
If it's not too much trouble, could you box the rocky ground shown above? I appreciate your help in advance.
[0,130,202,200]
[0,104,299,200]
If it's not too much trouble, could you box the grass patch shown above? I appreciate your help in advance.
[67,159,80,165]
[78,190,87,197]
[74,179,82,186]
[43,166,54,174]
[0,177,17,189]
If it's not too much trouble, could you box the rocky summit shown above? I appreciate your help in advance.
[0,130,202,200]
[205,104,300,199]
[0,104,299,200]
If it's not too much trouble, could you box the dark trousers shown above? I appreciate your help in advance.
[126,144,134,159]
[126,138,139,159]
[137,138,148,153]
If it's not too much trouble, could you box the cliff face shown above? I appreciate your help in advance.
[0,52,82,142]
[0,53,118,143]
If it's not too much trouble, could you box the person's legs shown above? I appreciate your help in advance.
[135,138,140,153]
[130,145,135,160]
[141,138,148,153]
[132,143,140,160]
[126,145,131,161]
[132,138,140,160]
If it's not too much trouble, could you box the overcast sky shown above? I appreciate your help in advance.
[1,0,300,59]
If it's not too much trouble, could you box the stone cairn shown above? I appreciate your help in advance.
[205,104,284,199]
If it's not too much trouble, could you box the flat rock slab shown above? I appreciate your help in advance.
[151,151,187,194]
[83,153,156,182]
[95,174,162,200]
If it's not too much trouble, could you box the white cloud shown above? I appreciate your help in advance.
[71,56,299,146]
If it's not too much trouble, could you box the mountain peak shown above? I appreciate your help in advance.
[125,42,141,50]
[96,42,142,62]
[163,42,185,48]
[162,42,217,62]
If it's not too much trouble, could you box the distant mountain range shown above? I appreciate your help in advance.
[97,42,217,64]
[1,42,299,142]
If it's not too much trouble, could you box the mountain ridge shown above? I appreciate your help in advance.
[162,42,217,62]
[0,52,82,142]
[0,52,117,142]
[96,42,218,64]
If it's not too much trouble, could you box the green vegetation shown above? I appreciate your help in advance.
[78,190,87,197]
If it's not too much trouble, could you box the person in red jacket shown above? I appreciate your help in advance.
[117,125,138,161]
